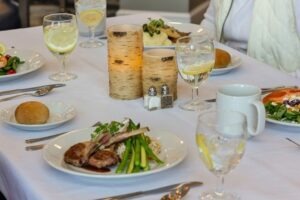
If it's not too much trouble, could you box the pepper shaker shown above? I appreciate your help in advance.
[161,84,173,109]
[144,86,161,111]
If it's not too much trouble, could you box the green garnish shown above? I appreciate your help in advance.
[265,102,300,123]
[142,18,165,37]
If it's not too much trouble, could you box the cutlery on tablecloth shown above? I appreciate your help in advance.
[205,86,299,103]
[97,181,203,200]
[286,138,300,148]
[0,83,65,96]
[160,182,191,200]
[0,87,54,102]
[25,121,102,144]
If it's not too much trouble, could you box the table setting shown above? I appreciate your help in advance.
[0,6,300,200]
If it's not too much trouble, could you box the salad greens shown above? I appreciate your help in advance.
[265,102,300,123]
[0,54,24,75]
[91,119,164,174]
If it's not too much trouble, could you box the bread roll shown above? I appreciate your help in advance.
[15,101,49,124]
[214,48,231,68]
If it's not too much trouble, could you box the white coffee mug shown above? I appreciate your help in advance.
[216,84,265,136]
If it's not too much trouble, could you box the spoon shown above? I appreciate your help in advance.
[0,86,54,102]
[161,183,191,200]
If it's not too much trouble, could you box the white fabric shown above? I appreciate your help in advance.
[201,0,300,78]
[0,14,300,200]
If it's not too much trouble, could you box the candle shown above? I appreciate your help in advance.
[107,24,143,100]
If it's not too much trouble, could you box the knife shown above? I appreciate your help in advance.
[0,84,66,96]
[97,181,203,200]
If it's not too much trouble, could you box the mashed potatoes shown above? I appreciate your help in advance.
[143,32,172,46]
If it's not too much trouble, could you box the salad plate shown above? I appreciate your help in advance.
[263,89,300,128]
[0,101,76,131]
[43,128,187,179]
[0,49,45,82]
[144,21,205,49]
[211,55,242,76]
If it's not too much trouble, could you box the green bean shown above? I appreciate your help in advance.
[140,146,147,168]
[116,139,131,174]
[139,137,164,164]
[134,137,141,166]
[126,147,135,174]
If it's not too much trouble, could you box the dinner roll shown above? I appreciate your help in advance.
[15,101,49,124]
[214,48,231,68]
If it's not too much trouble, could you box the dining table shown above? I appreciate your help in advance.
[0,13,300,200]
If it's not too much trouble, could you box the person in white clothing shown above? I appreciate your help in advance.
[201,0,300,78]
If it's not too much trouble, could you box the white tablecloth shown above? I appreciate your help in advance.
[0,14,300,200]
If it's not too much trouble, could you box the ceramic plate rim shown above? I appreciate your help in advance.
[0,49,45,81]
[43,128,187,179]
[211,54,242,75]
[0,101,76,130]
[144,21,204,49]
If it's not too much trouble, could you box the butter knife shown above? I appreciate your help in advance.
[0,84,66,96]
[97,181,203,200]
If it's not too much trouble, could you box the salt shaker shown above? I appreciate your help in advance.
[161,84,173,109]
[144,86,161,111]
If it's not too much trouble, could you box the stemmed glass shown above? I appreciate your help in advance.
[43,13,78,81]
[75,0,106,48]
[176,34,215,111]
[195,110,248,200]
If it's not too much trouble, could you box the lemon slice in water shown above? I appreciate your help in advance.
[0,43,6,54]
[196,134,213,170]
[182,61,214,75]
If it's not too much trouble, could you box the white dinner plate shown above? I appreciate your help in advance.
[211,55,242,76]
[43,128,187,179]
[0,49,45,82]
[266,117,300,128]
[0,101,76,131]
[144,21,204,49]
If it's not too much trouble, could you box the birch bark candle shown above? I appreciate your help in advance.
[142,49,178,100]
[107,24,143,99]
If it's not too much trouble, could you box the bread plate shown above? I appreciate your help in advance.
[211,55,242,76]
[0,49,45,82]
[0,101,76,131]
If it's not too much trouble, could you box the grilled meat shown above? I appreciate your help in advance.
[88,149,119,168]
[64,141,95,167]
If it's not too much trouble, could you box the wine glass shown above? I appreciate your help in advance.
[195,110,248,200]
[175,34,215,111]
[43,13,78,82]
[75,0,106,48]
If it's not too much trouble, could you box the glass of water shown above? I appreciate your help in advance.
[75,0,106,48]
[195,110,248,200]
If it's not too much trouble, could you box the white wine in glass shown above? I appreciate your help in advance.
[196,110,247,200]
[176,34,215,111]
[43,13,78,81]
[75,0,106,48]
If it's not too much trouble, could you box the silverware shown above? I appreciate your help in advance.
[286,137,300,148]
[0,87,54,102]
[97,181,203,200]
[0,83,65,96]
[160,183,191,200]
[205,86,299,103]
[25,121,102,144]
[25,144,44,151]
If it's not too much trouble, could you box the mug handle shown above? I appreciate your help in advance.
[248,100,266,136]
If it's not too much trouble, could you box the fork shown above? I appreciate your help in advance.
[25,121,101,144]
[0,86,53,102]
